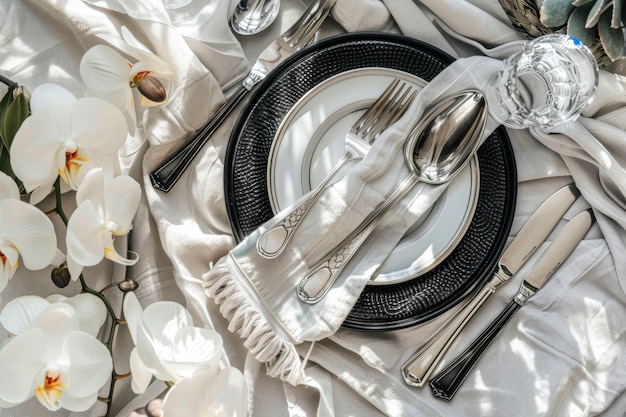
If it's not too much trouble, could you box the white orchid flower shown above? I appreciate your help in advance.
[65,167,141,280]
[0,171,56,293]
[9,83,128,204]
[80,26,175,134]
[123,292,224,394]
[0,294,111,411]
[161,365,248,417]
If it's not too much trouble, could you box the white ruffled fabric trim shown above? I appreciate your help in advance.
[203,257,306,386]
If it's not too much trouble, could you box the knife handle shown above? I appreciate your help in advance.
[429,300,521,400]
[401,270,509,387]
[150,85,250,192]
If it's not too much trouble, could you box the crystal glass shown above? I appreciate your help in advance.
[486,34,599,130]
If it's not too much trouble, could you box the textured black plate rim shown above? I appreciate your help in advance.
[223,32,517,331]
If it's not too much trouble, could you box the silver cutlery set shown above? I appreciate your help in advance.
[151,0,595,401]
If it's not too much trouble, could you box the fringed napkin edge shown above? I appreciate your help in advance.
[202,254,306,386]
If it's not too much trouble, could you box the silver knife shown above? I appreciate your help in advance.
[401,183,580,387]
[150,0,336,192]
[429,208,595,400]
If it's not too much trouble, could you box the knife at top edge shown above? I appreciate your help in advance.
[429,209,595,401]
[149,0,336,192]
[401,183,580,387]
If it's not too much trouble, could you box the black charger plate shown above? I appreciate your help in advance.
[224,32,517,331]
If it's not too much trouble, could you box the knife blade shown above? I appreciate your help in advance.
[149,0,336,192]
[401,183,580,387]
[429,209,595,401]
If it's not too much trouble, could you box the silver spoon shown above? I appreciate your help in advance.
[231,0,281,35]
[297,90,488,304]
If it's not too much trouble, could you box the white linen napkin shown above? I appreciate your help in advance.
[202,56,504,385]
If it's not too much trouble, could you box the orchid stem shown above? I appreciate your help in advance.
[53,177,68,225]
[0,74,17,91]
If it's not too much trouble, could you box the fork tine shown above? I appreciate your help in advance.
[360,81,408,136]
[359,81,416,142]
[352,78,401,132]
[363,83,413,138]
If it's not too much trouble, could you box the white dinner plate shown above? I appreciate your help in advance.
[267,68,480,285]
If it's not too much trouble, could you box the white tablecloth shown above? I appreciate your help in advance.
[0,0,625,416]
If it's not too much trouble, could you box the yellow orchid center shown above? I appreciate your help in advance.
[58,144,88,190]
[34,369,68,411]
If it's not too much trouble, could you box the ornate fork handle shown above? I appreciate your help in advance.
[257,148,359,258]
[257,79,416,259]
[297,172,421,304]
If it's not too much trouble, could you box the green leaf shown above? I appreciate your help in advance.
[568,3,598,46]
[1,87,29,149]
[0,88,15,149]
[540,0,576,27]
[586,0,608,28]
[573,0,596,5]
[599,9,625,59]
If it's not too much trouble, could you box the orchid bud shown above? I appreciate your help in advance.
[118,279,139,292]
[51,263,71,288]
[137,76,167,103]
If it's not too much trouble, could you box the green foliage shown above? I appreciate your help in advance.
[0,85,30,193]
[541,0,626,63]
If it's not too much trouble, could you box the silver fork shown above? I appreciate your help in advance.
[256,79,417,258]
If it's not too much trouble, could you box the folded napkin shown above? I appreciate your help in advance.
[202,56,504,385]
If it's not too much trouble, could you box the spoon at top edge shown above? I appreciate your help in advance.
[230,0,281,35]
[296,90,488,304]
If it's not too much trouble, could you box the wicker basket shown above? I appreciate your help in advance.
[497,0,615,67]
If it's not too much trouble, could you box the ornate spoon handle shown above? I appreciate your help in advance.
[297,173,420,303]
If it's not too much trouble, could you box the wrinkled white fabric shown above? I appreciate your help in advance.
[0,0,625,416]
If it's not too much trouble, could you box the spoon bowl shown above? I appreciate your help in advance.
[409,90,487,185]
[231,0,281,35]
[297,90,488,303]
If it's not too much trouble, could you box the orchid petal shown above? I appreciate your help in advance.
[76,167,106,208]
[29,83,76,114]
[142,301,193,346]
[62,293,107,337]
[0,328,46,404]
[120,27,174,78]
[10,108,65,191]
[59,331,112,402]
[54,391,99,414]
[29,181,55,205]
[31,303,80,361]
[0,199,56,270]
[0,295,50,335]
[162,327,223,378]
[103,232,138,266]
[66,200,105,268]
[65,254,83,282]
[69,98,127,160]
[0,171,20,200]
[209,367,249,417]
[122,291,142,343]
[161,367,214,417]
[124,293,177,382]
[104,175,140,233]
[80,45,131,92]
[136,320,177,382]
[129,347,153,394]
[0,257,13,293]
